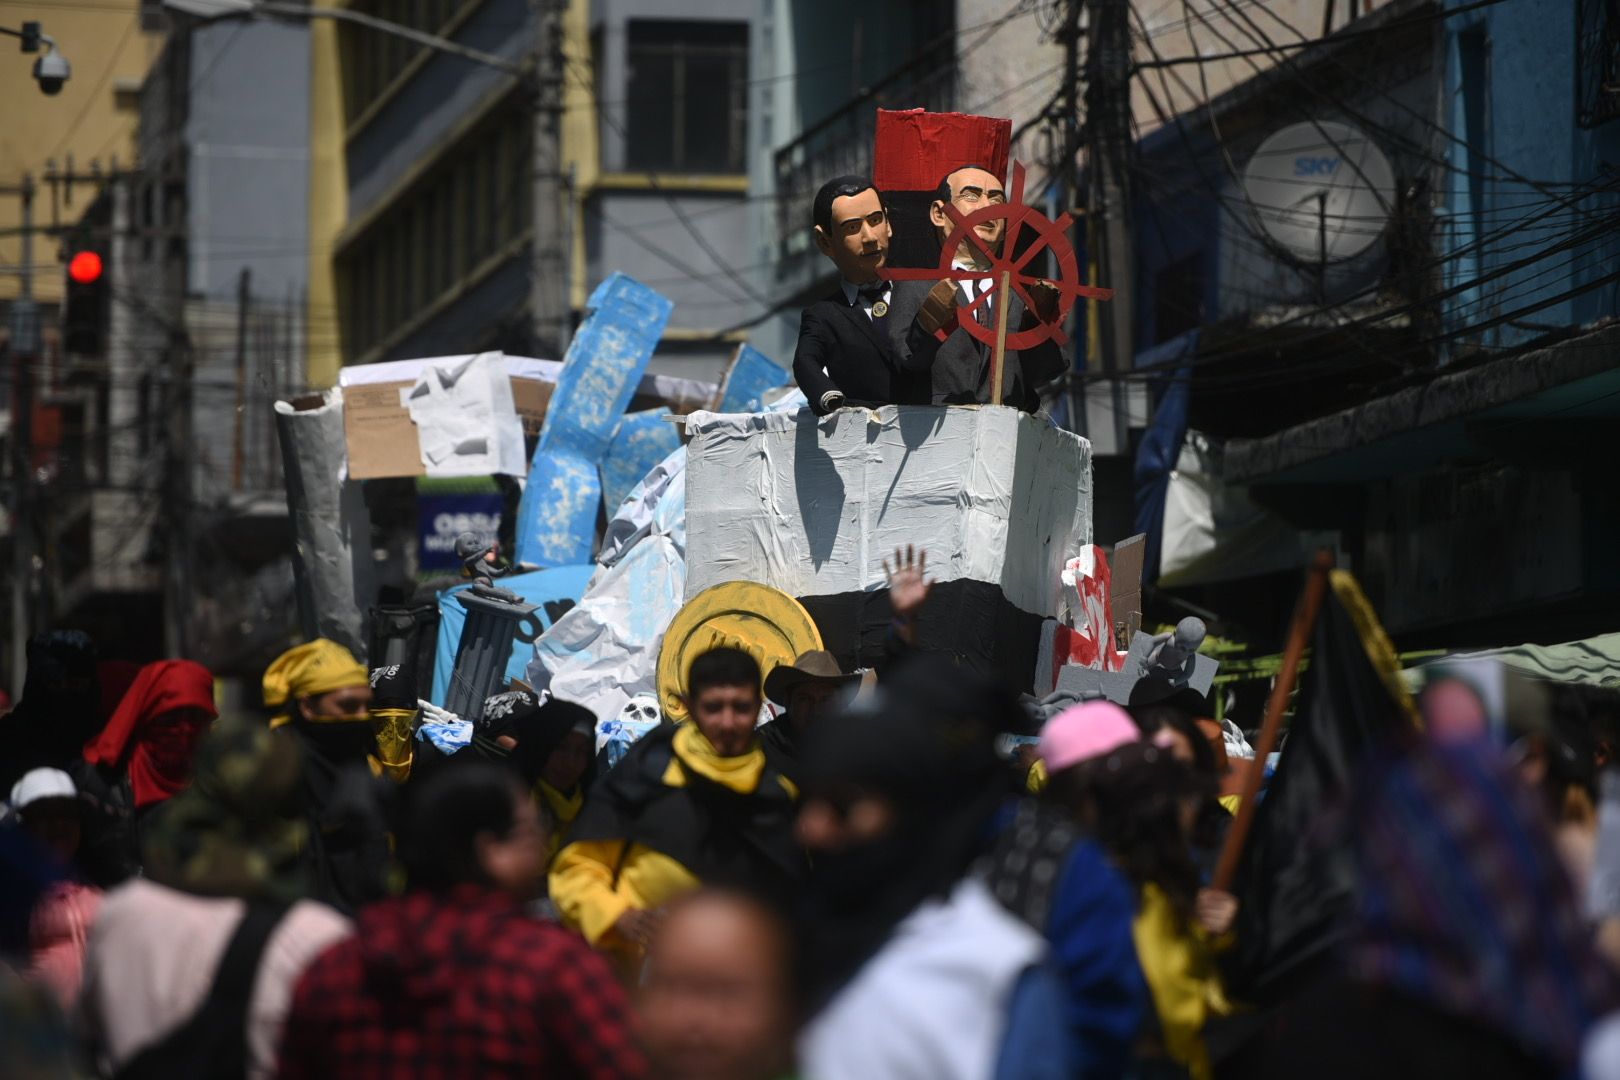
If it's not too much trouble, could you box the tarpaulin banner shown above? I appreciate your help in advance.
[418,492,504,572]
[429,563,597,707]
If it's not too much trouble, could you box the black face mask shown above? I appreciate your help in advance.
[796,806,970,1010]
[294,721,377,766]
[805,824,923,914]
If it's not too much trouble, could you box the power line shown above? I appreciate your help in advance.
[44,18,138,163]
[1211,0,1607,227]
[1135,0,1508,69]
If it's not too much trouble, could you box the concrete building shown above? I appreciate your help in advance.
[309,0,755,388]
[38,15,310,678]
[0,1,161,307]
[1128,0,1620,650]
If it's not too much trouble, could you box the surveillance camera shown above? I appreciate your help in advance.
[33,47,70,96]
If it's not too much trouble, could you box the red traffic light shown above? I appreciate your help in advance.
[68,250,103,284]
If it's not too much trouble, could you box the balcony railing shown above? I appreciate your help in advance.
[773,44,958,256]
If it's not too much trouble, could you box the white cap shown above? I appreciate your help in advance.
[10,767,77,810]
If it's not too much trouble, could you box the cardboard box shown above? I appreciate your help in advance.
[338,353,710,482]
[340,369,552,481]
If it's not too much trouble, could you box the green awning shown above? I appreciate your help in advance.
[1405,633,1620,689]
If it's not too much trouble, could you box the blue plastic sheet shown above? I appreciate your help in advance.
[430,563,597,706]
[1132,332,1198,583]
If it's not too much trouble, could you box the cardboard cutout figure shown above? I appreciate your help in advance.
[884,164,1066,413]
[791,175,933,416]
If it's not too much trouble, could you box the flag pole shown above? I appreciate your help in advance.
[990,270,1012,406]
[1211,548,1335,892]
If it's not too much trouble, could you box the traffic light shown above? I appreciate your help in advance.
[62,243,108,356]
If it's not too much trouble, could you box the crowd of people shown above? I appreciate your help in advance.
[6,564,1620,1080]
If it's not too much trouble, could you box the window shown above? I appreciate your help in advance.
[1578,0,1620,127]
[624,20,748,174]
[339,101,533,359]
[339,0,473,127]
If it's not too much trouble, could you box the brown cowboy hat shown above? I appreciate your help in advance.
[764,650,861,706]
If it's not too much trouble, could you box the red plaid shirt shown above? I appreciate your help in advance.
[278,886,648,1080]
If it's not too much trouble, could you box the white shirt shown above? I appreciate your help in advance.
[81,879,353,1080]
[952,257,994,309]
[798,877,1046,1080]
[840,278,892,321]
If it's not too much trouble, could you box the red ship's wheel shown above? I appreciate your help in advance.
[883,161,1113,349]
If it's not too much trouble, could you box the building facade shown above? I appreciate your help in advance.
[34,14,309,682]
[1130,0,1620,650]
[310,0,756,388]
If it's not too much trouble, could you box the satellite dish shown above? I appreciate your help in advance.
[1242,121,1395,264]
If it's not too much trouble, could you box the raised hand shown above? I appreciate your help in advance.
[884,545,933,628]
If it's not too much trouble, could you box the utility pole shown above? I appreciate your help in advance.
[232,266,250,490]
[1085,0,1134,454]
[161,166,193,659]
[8,176,37,694]
[529,0,570,358]
[1057,0,1085,436]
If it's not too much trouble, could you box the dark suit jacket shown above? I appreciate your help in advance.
[886,278,1067,413]
[792,291,933,416]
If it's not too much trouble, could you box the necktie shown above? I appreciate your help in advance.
[973,279,993,331]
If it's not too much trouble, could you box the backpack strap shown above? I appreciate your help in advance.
[114,903,289,1080]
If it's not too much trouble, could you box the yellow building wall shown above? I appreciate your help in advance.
[306,15,347,389]
[306,0,598,386]
[0,2,160,304]
[561,0,595,312]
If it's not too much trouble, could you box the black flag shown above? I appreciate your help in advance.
[1220,571,1417,1002]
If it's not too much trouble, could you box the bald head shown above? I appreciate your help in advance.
[638,890,796,1080]
[931,165,1007,265]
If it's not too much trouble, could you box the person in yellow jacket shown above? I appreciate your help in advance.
[548,647,806,973]
[533,708,595,864]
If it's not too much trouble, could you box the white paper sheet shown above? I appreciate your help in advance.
[399,351,528,477]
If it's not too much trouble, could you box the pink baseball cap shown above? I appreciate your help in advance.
[1039,701,1140,773]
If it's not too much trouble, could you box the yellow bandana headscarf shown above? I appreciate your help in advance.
[263,639,369,729]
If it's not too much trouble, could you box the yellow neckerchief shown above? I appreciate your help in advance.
[537,779,583,826]
[665,724,766,794]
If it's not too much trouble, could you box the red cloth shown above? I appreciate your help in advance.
[279,886,649,1080]
[872,108,1012,192]
[83,660,216,810]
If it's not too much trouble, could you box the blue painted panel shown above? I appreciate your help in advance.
[518,451,603,567]
[716,344,790,413]
[540,273,674,459]
[514,273,674,565]
[600,409,682,516]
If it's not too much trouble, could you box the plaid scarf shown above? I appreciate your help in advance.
[1348,741,1616,1070]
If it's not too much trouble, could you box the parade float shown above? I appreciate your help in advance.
[273,109,1206,745]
